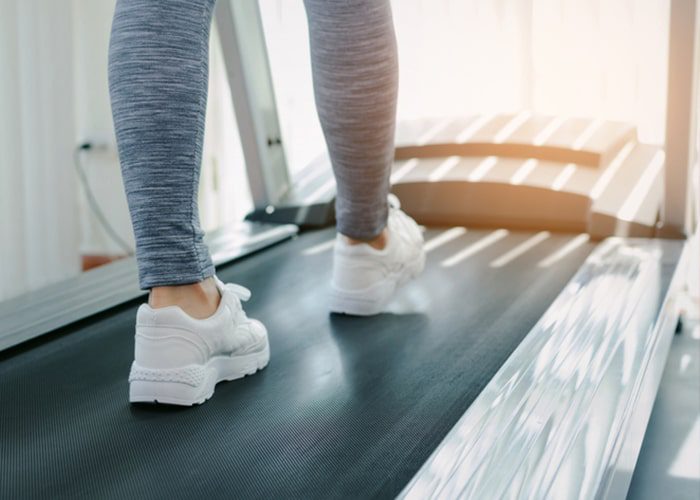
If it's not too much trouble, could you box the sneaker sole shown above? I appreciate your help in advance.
[329,248,426,316]
[128,341,270,406]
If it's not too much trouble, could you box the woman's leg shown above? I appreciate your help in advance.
[108,0,217,294]
[305,1,424,316]
[304,0,399,242]
[110,0,270,407]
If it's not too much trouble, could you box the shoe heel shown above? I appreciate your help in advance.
[329,280,395,316]
[128,363,216,406]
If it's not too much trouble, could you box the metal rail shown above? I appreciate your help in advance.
[214,0,290,208]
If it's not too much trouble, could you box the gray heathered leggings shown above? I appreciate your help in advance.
[108,0,398,290]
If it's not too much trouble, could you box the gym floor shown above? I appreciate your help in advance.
[628,301,700,500]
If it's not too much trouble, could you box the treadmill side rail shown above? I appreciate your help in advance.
[399,237,687,500]
[0,222,298,351]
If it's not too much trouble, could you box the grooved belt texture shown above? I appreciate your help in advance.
[0,228,593,499]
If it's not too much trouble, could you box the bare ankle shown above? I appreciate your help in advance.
[344,228,389,251]
[149,276,221,319]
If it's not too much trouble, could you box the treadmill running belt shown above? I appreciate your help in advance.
[0,228,594,499]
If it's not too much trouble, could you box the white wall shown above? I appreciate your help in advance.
[531,0,669,144]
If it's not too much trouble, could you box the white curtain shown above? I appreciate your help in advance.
[0,0,81,301]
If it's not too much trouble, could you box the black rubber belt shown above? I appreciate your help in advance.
[0,228,594,499]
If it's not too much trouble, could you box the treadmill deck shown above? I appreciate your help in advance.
[0,228,594,499]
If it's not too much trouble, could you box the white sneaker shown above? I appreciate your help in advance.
[128,276,269,406]
[330,195,425,316]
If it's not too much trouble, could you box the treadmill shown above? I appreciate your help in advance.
[1,2,695,499]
